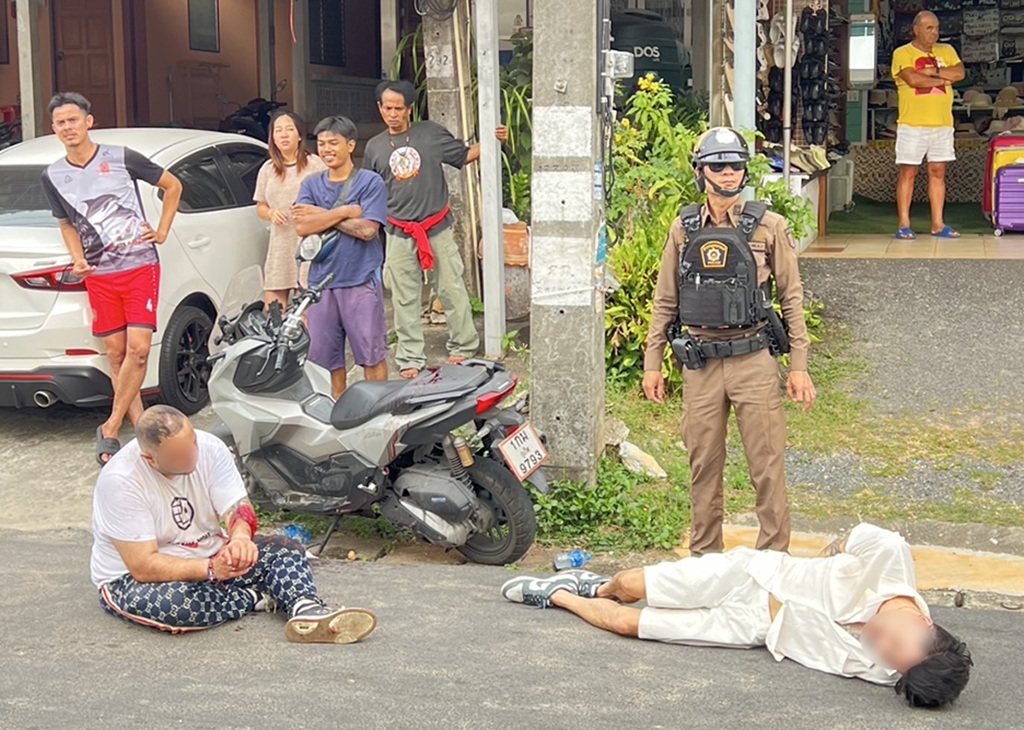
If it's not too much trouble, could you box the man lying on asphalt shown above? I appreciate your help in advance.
[502,523,972,708]
[90,405,376,644]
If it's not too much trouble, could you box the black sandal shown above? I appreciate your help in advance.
[95,425,121,467]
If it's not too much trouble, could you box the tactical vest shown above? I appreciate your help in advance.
[677,201,771,329]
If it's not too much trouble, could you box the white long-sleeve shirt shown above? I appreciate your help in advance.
[733,523,929,684]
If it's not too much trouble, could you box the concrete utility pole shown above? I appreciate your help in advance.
[475,0,506,357]
[16,0,43,139]
[421,0,482,298]
[530,0,607,484]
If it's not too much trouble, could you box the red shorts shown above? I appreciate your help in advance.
[84,264,161,338]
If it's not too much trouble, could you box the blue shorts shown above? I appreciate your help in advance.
[307,278,388,371]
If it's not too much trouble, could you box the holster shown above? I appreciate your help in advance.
[671,332,707,371]
[765,307,791,356]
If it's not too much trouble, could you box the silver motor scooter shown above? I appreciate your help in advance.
[207,261,549,565]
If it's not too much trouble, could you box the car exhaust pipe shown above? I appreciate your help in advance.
[33,390,58,408]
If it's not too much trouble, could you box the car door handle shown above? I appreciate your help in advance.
[187,236,212,249]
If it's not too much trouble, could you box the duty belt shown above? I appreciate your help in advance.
[695,330,770,359]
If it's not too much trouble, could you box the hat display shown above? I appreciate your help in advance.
[996,86,1021,108]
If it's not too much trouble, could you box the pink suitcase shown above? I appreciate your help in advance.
[993,165,1024,236]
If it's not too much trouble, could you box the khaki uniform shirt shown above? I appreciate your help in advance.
[643,202,810,372]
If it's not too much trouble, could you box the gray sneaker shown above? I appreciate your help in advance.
[500,575,579,608]
[559,569,611,598]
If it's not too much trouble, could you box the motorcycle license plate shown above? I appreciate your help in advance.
[498,422,549,481]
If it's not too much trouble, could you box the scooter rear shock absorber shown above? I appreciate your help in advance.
[443,435,474,485]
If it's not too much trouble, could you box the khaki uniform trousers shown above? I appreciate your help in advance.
[383,226,480,371]
[681,347,791,556]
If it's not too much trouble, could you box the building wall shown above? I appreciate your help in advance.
[145,0,260,127]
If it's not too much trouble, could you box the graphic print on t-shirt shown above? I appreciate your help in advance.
[43,145,164,275]
[914,55,948,96]
[389,146,422,181]
[170,496,195,530]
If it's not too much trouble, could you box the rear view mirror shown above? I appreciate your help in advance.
[297,231,340,263]
[298,234,325,262]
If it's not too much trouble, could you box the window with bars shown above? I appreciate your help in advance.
[309,0,347,68]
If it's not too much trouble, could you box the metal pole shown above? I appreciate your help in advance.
[782,0,794,180]
[475,0,506,357]
[16,0,41,139]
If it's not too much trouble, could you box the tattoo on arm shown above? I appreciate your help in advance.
[337,218,381,241]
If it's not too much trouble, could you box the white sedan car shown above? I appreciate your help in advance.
[0,128,270,414]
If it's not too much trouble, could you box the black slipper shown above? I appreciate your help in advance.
[95,425,121,467]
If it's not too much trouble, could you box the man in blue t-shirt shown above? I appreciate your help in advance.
[293,116,389,399]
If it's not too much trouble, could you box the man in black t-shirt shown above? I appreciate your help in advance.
[42,92,183,466]
[363,80,506,379]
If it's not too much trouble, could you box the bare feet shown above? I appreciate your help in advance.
[400,368,420,379]
[447,355,467,365]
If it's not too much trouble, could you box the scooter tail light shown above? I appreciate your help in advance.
[475,377,518,415]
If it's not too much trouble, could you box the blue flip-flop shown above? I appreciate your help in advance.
[895,227,916,240]
[931,225,961,239]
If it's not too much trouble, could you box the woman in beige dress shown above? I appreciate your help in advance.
[254,112,327,309]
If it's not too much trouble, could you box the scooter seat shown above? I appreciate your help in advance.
[331,381,409,430]
[330,365,492,431]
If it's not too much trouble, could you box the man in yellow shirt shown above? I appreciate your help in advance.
[891,11,964,240]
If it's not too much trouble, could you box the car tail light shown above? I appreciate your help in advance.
[12,265,86,291]
[65,349,99,356]
[476,377,518,414]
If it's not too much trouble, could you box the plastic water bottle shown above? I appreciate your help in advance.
[553,550,592,571]
[274,524,312,546]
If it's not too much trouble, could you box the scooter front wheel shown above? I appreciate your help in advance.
[457,458,537,565]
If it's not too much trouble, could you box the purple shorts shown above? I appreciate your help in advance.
[307,278,388,371]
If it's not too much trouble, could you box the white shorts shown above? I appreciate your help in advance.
[895,125,956,165]
[638,553,772,648]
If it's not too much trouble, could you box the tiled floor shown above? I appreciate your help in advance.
[801,233,1024,259]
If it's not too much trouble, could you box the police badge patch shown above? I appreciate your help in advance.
[700,240,728,269]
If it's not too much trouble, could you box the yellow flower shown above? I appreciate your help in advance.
[615,133,622,143]
[621,118,630,128]
[649,82,661,92]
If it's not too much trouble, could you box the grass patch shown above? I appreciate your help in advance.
[532,459,690,552]
[792,487,1024,528]
[602,315,1024,531]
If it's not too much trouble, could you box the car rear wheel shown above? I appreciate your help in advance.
[157,304,213,415]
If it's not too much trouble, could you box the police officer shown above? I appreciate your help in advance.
[641,127,816,556]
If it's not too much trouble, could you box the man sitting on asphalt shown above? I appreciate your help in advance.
[91,404,376,644]
[501,523,972,708]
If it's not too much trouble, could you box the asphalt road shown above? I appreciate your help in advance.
[1,530,1019,730]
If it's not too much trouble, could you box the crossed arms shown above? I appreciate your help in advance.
[898,63,965,89]
[292,203,381,241]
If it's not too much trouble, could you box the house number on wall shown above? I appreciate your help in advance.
[426,44,454,78]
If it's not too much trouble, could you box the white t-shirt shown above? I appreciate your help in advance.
[734,523,928,685]
[90,430,247,588]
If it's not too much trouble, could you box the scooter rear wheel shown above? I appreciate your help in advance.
[457,458,536,565]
